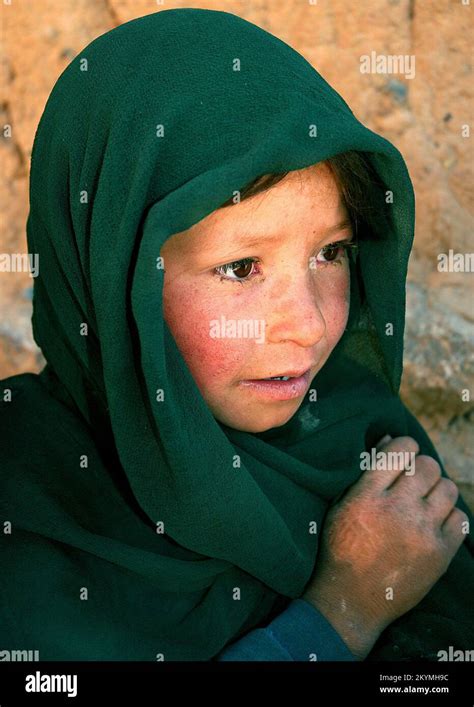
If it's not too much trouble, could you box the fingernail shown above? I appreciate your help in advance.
[375,434,392,449]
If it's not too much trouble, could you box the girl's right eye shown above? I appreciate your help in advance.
[214,257,261,285]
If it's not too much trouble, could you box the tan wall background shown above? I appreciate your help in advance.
[1,0,473,507]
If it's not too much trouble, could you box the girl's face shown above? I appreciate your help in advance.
[161,163,352,433]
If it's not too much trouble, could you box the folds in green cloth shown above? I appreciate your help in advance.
[0,8,472,660]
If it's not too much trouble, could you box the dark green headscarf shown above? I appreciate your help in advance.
[1,8,472,661]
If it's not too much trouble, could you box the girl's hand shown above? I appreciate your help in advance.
[302,435,468,659]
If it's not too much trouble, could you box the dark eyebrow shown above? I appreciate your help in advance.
[232,218,353,249]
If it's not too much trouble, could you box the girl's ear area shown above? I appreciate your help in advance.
[160,227,190,259]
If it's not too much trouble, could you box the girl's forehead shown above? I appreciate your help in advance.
[163,163,346,254]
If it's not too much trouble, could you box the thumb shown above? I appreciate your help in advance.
[375,434,392,450]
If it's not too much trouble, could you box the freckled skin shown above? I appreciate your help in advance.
[161,163,351,432]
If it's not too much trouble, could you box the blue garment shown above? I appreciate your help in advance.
[216,598,357,661]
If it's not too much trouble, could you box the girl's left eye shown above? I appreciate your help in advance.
[316,241,355,264]
[213,240,357,285]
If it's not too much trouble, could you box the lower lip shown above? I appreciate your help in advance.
[238,369,312,401]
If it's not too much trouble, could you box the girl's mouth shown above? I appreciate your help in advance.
[238,368,312,401]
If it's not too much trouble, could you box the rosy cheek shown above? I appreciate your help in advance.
[321,273,350,339]
[163,284,245,390]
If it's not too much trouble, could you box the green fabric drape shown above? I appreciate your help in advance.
[1,8,472,661]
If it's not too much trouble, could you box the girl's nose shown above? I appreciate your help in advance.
[264,277,327,348]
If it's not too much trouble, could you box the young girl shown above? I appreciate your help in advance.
[1,8,472,662]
